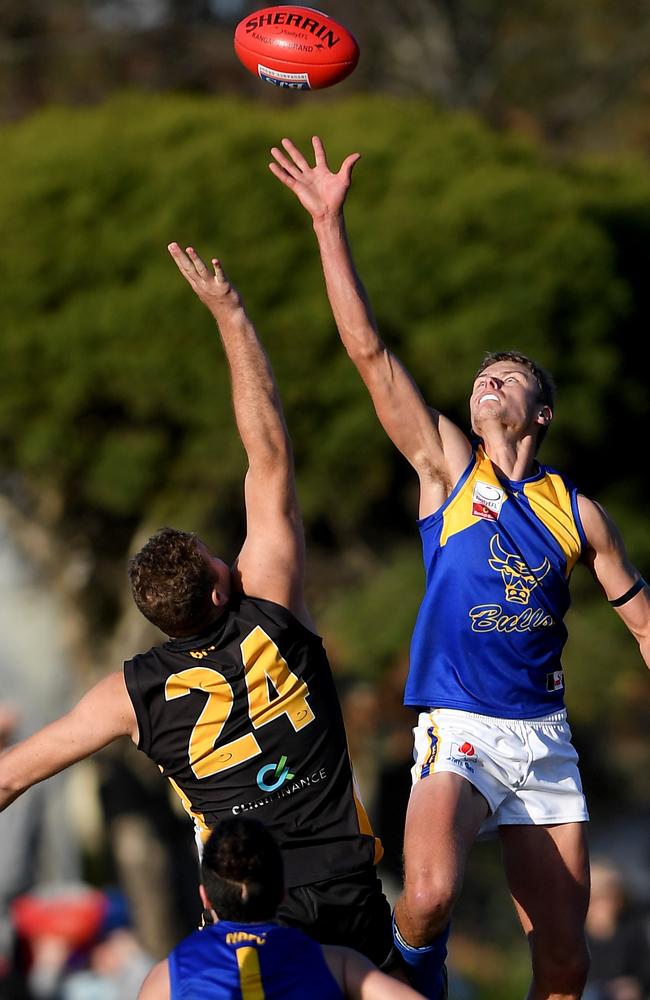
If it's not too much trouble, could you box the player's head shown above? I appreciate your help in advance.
[470,351,555,451]
[199,818,284,923]
[128,527,231,637]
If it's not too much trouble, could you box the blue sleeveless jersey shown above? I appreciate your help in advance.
[406,446,587,718]
[169,920,344,999]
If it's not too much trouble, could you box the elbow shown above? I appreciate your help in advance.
[345,338,387,374]
[0,754,27,811]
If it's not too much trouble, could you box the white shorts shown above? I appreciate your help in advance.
[412,708,589,835]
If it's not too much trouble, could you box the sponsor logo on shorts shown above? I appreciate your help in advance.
[447,740,479,772]
[258,65,311,89]
[546,670,564,692]
[472,482,505,521]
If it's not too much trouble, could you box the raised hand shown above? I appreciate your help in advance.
[167,243,240,314]
[269,136,360,221]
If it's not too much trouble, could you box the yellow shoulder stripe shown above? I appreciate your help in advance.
[523,473,582,577]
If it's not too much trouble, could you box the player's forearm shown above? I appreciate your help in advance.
[312,212,385,367]
[0,738,59,811]
[209,295,291,465]
[0,754,26,810]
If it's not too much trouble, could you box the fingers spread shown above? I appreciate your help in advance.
[280,137,311,172]
[185,246,210,278]
[168,242,197,280]
[212,259,226,283]
[269,160,297,189]
[339,152,361,184]
[312,135,329,168]
[270,145,303,180]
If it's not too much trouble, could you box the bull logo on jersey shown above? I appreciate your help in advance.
[488,534,551,605]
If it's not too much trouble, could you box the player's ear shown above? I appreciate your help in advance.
[536,405,552,426]
[198,884,218,926]
[211,584,227,608]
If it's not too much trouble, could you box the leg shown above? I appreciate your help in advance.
[393,772,489,998]
[500,822,590,1000]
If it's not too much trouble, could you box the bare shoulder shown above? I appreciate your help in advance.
[137,959,169,1000]
[576,494,621,554]
[322,945,423,999]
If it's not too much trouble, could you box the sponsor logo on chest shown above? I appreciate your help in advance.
[472,481,506,521]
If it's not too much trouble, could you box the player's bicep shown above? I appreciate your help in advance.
[578,495,648,628]
[236,465,306,609]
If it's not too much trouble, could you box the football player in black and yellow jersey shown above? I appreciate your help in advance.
[0,245,393,966]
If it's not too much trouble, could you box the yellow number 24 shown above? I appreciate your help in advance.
[165,626,315,779]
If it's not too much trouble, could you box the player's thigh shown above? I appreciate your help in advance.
[403,771,489,900]
[500,821,590,946]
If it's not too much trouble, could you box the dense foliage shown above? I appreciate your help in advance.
[0,91,648,768]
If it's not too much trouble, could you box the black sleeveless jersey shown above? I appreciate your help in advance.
[124,594,380,888]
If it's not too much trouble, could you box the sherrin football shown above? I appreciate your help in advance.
[234,6,359,90]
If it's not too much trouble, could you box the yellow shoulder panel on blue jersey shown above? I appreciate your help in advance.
[440,448,505,547]
[523,473,582,577]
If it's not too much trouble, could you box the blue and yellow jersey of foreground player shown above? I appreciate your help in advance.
[169,921,343,999]
[407,445,586,718]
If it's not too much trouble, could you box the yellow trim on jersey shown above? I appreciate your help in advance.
[352,774,384,865]
[236,946,266,1000]
[523,473,582,577]
[440,448,505,547]
[166,775,210,843]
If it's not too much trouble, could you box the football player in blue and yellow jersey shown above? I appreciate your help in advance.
[138,817,422,1000]
[270,136,650,1000]
[0,247,392,967]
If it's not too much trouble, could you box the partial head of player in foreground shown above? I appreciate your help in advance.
[138,816,423,1000]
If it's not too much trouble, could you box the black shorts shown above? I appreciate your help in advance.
[275,866,393,967]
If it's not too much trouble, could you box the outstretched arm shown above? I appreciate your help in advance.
[168,245,309,625]
[0,671,137,812]
[269,137,471,517]
[323,945,424,999]
[578,495,650,666]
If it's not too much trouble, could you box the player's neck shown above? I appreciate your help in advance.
[481,431,538,482]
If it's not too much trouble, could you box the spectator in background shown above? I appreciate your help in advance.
[584,860,650,1000]
[11,883,153,1000]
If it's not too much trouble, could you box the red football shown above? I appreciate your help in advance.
[234,6,359,90]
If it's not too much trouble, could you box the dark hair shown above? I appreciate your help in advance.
[201,818,284,922]
[128,527,216,636]
[475,350,555,447]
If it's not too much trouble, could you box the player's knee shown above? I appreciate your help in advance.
[404,877,456,937]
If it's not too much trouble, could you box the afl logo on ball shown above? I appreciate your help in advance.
[472,481,505,521]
